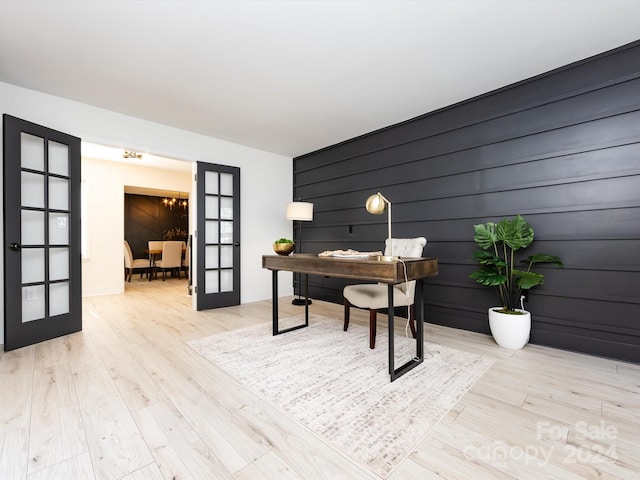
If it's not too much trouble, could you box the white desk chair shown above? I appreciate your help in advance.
[343,237,427,349]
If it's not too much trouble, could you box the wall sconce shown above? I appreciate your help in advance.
[365,192,396,262]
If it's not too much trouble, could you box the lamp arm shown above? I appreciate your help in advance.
[376,192,391,205]
[387,202,392,256]
[365,191,395,261]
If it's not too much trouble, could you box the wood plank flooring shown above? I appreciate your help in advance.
[1,277,638,479]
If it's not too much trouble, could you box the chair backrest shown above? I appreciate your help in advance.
[124,240,133,268]
[161,241,183,268]
[148,240,164,251]
[384,237,427,298]
[181,240,189,266]
[384,237,427,258]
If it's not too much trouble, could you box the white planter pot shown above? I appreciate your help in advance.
[488,307,531,349]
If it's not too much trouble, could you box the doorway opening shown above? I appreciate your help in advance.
[80,142,193,300]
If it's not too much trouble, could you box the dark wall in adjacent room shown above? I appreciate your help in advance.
[124,194,189,258]
[292,40,640,363]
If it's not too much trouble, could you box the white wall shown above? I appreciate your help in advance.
[1,81,294,346]
[81,157,192,296]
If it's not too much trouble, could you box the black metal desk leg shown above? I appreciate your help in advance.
[390,279,425,382]
[388,284,394,375]
[272,269,310,336]
[272,269,279,335]
[304,273,309,326]
[416,279,424,358]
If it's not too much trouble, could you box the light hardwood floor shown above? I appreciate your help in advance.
[1,277,638,479]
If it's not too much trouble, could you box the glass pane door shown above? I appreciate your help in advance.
[196,162,240,310]
[3,114,82,351]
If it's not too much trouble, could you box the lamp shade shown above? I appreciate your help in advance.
[286,201,313,221]
[365,193,388,215]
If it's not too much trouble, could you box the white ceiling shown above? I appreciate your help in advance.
[1,0,640,158]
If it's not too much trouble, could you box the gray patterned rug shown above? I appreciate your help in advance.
[187,314,493,478]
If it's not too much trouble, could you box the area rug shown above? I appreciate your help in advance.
[187,315,493,478]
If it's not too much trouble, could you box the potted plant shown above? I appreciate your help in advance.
[470,214,563,349]
[273,237,295,256]
[163,226,188,241]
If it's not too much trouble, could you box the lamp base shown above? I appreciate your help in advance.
[292,297,312,306]
[376,255,398,262]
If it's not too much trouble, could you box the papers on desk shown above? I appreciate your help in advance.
[318,249,383,258]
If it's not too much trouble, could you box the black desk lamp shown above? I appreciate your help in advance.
[286,201,313,305]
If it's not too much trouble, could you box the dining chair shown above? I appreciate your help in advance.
[148,240,164,252]
[181,239,189,278]
[154,241,184,280]
[123,240,149,282]
[343,237,427,349]
[147,240,164,279]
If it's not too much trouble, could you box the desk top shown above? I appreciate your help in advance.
[262,254,438,284]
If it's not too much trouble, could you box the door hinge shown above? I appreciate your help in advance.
[194,286,198,294]
[194,173,197,182]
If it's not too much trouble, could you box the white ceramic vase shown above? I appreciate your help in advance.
[488,307,531,349]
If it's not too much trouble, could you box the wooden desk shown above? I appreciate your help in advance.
[262,254,439,381]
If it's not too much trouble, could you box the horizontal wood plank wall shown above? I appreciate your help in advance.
[292,40,640,363]
[124,194,189,259]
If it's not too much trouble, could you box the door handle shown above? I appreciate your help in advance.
[9,243,21,251]
[234,242,240,247]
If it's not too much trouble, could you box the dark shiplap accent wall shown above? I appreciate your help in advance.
[292,40,640,363]
[124,194,189,259]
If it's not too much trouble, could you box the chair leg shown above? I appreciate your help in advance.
[409,304,417,338]
[369,309,377,349]
[126,268,132,282]
[344,299,351,331]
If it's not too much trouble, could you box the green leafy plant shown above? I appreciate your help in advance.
[274,238,293,244]
[470,215,563,314]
